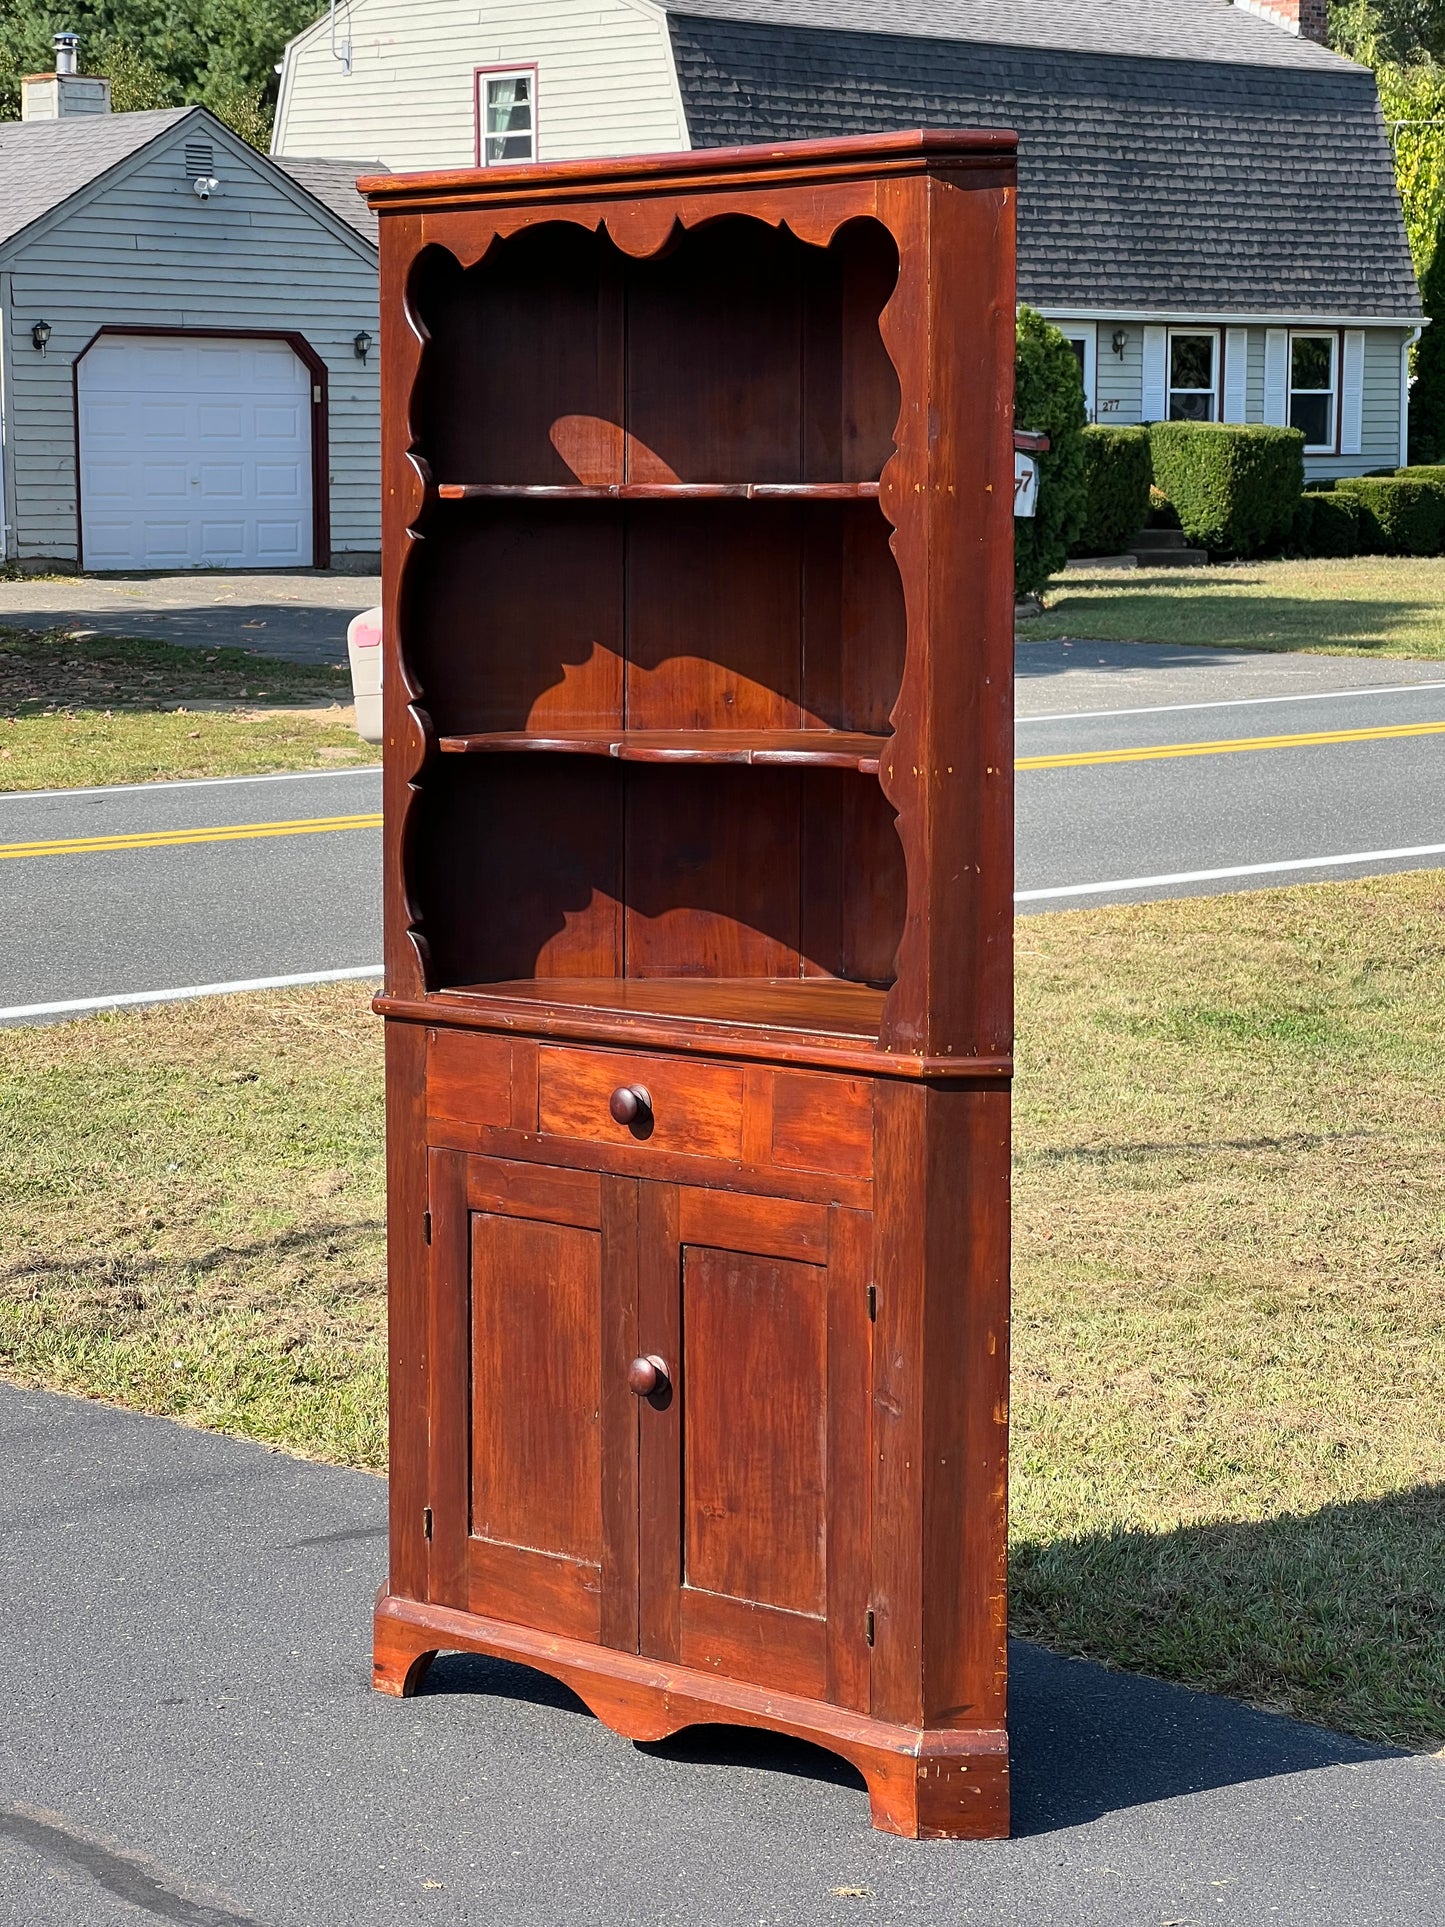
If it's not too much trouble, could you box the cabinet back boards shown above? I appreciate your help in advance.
[362,129,1017,1841]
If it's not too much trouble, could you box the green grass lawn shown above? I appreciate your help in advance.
[1025,555,1445,657]
[1,872,1442,1746]
[0,628,376,790]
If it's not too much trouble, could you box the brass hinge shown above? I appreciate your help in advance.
[864,1607,876,1647]
[423,1209,432,1245]
[866,1283,877,1321]
[423,1506,433,1541]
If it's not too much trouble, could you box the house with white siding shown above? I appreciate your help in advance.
[0,52,382,571]
[273,0,1423,479]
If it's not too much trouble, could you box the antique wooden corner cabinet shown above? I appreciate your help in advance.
[362,129,1017,1841]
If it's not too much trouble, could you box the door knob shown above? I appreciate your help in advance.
[628,1354,670,1397]
[609,1084,652,1126]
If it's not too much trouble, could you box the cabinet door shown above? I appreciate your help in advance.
[636,1186,873,1707]
[427,1150,638,1649]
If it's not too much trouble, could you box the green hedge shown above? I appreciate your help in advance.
[1014,307,1087,597]
[1147,422,1304,558]
[1333,475,1445,555]
[1072,425,1152,556]
[1291,489,1362,558]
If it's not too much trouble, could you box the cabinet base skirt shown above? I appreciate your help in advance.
[374,1590,1008,1839]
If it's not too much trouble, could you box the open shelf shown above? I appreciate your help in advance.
[436,483,882,501]
[437,729,889,772]
[442,977,885,1035]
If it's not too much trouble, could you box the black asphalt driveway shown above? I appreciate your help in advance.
[1,1382,1440,1926]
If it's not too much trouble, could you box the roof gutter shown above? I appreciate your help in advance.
[1037,305,1425,329]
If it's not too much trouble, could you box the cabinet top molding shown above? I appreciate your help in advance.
[358,128,1017,214]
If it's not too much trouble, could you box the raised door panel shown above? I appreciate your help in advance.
[637,1185,872,1708]
[426,1152,638,1650]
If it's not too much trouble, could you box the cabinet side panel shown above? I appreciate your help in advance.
[867,1080,926,1726]
[920,1086,1010,1729]
[386,1019,430,1601]
[917,174,1016,1059]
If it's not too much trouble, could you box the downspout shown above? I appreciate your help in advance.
[0,273,14,561]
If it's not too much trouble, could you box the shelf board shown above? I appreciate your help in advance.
[435,482,882,502]
[437,729,889,772]
[437,976,887,1040]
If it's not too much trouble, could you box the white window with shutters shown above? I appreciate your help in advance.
[1288,333,1339,453]
[476,66,537,165]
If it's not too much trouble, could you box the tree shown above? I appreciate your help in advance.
[0,1,319,146]
[1331,1,1445,271]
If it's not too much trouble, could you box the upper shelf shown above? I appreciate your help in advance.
[438,728,889,773]
[435,482,883,502]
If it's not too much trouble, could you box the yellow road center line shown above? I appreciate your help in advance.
[0,812,382,861]
[1017,718,1445,771]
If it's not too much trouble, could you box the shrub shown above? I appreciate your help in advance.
[1291,489,1361,558]
[1072,425,1152,556]
[1334,474,1445,554]
[1014,307,1087,597]
[1147,422,1304,558]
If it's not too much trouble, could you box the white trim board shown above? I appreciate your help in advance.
[1037,307,1424,330]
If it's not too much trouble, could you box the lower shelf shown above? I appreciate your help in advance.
[373,1590,1010,1841]
[447,976,886,1035]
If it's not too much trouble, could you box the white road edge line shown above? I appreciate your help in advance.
[0,964,384,1023]
[1016,843,1445,902]
[1018,679,1445,725]
[0,766,382,805]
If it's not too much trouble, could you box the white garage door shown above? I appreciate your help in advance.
[78,334,314,570]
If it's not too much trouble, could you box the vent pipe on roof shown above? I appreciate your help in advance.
[53,32,80,75]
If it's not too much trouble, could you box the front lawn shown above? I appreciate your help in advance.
[0,629,375,790]
[1024,555,1445,657]
[1,871,1442,1747]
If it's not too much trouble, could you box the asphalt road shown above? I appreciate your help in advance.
[1,646,1442,1017]
[2,1381,1439,1927]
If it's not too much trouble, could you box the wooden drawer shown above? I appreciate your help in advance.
[537,1046,744,1161]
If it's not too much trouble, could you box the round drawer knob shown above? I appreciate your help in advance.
[609,1084,652,1127]
[628,1354,670,1398]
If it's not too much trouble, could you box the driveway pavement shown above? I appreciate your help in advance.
[1,1381,1440,1926]
[0,572,380,666]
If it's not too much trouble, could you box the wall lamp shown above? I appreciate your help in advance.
[1111,328,1130,360]
[31,319,51,355]
[353,329,373,362]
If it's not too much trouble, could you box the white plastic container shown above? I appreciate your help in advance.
[347,606,384,744]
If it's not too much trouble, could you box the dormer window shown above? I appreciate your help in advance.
[478,67,536,165]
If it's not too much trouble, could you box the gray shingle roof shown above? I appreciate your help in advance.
[660,0,1355,69]
[273,156,385,245]
[0,107,190,249]
[665,8,1420,319]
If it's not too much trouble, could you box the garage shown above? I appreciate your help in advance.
[0,100,381,571]
[78,333,317,571]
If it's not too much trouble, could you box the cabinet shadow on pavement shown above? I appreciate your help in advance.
[413,1635,1399,1835]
